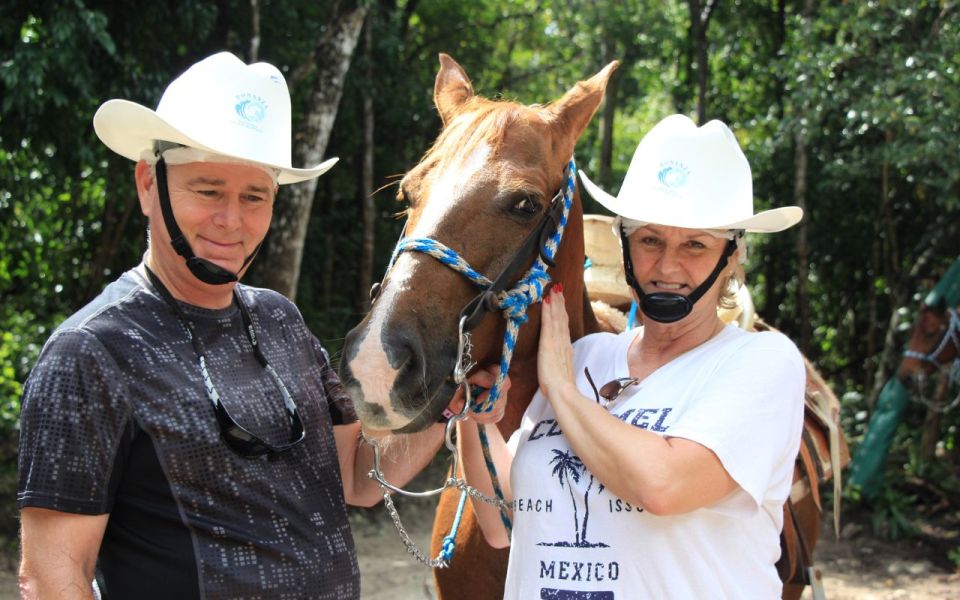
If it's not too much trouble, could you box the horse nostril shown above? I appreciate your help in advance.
[383,327,422,376]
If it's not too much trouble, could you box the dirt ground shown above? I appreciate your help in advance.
[354,498,960,600]
[795,511,960,600]
[2,501,956,599]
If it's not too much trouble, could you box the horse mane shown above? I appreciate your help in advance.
[420,99,531,169]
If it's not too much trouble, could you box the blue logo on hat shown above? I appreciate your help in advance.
[658,161,689,189]
[235,94,267,124]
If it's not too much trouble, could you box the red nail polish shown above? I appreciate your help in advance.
[544,293,551,304]
[556,282,564,294]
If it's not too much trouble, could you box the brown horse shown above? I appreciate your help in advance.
[337,54,615,595]
[898,298,960,396]
[897,298,960,461]
[338,53,613,432]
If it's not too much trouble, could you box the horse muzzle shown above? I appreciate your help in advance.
[339,311,459,433]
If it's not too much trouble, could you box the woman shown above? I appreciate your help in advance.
[460,114,806,599]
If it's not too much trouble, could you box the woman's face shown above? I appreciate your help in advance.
[627,224,731,313]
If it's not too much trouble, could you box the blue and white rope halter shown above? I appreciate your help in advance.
[388,158,577,415]
[367,158,578,567]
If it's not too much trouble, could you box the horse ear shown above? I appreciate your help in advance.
[434,53,475,126]
[547,61,620,145]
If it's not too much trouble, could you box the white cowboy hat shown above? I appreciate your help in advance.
[579,114,801,232]
[93,52,337,185]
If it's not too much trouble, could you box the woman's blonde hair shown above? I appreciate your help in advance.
[718,262,746,309]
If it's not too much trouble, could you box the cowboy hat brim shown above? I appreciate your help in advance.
[579,169,802,233]
[94,99,337,185]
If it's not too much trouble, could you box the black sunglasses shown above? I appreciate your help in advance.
[146,266,305,458]
[584,367,639,406]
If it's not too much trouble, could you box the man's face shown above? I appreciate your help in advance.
[139,160,277,277]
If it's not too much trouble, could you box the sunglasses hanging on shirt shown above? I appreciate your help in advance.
[584,367,639,408]
[144,265,305,458]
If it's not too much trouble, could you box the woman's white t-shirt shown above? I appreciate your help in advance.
[503,324,805,600]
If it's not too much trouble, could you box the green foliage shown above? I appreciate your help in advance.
[868,484,918,541]
[948,545,960,571]
[0,332,23,425]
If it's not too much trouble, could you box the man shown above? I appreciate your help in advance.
[17,52,446,599]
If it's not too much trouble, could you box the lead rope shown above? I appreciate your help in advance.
[363,317,509,568]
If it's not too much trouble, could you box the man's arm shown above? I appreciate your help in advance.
[19,507,108,600]
[334,422,447,507]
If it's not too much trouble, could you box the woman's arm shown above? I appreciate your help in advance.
[457,419,514,548]
[538,287,738,516]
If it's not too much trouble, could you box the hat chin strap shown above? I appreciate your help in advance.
[155,157,260,286]
[620,228,737,324]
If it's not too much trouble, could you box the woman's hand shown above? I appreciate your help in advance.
[447,365,510,425]
[538,283,577,399]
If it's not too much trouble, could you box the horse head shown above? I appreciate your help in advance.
[898,297,960,387]
[339,54,616,433]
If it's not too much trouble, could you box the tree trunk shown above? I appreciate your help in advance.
[866,237,881,377]
[248,5,368,299]
[357,19,376,314]
[249,0,260,62]
[687,0,716,123]
[597,36,621,190]
[793,130,811,354]
[318,177,335,308]
[791,0,815,354]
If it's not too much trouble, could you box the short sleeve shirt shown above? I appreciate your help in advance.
[18,267,360,599]
[504,325,806,600]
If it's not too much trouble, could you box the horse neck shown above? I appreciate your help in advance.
[495,191,596,436]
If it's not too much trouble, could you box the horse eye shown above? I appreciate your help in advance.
[399,187,417,208]
[513,196,540,215]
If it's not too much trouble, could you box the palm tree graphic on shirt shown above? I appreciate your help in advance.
[538,448,609,548]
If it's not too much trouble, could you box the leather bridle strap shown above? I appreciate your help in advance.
[458,191,566,332]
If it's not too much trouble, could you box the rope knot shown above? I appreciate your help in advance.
[440,535,456,561]
[497,266,550,322]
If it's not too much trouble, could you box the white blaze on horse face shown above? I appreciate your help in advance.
[410,144,492,239]
[350,298,411,426]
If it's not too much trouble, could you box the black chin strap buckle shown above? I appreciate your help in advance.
[621,229,737,324]
[186,257,238,285]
